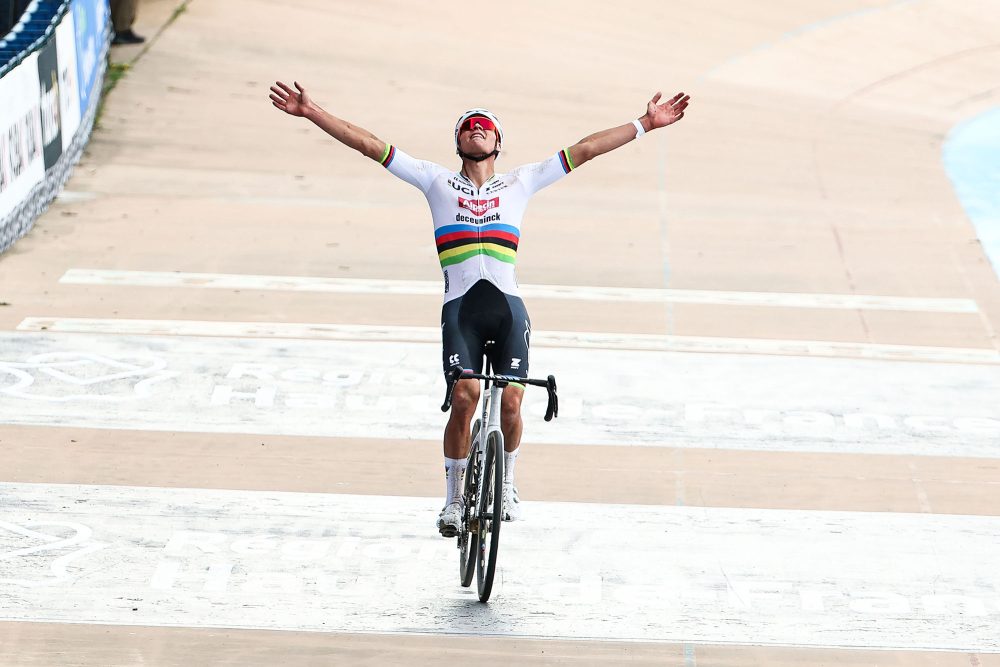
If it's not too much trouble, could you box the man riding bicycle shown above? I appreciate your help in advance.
[269,81,690,536]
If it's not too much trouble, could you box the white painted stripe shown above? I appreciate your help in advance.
[2,332,999,457]
[18,317,1000,365]
[58,269,980,313]
[2,482,998,651]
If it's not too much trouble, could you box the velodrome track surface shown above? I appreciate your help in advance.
[2,0,1000,664]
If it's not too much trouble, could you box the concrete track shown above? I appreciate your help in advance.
[2,0,999,664]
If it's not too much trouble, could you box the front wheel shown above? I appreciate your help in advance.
[476,429,504,602]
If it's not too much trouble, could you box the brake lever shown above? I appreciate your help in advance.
[544,374,558,422]
[441,368,462,412]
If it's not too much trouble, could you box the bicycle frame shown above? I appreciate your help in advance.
[475,373,505,474]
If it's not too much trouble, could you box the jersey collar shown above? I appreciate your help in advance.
[457,171,498,190]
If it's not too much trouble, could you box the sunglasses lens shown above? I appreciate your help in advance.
[461,116,495,133]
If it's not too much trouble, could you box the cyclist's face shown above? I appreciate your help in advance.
[459,118,498,153]
[460,116,496,134]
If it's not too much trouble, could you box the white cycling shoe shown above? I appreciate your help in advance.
[437,501,463,537]
[501,483,521,521]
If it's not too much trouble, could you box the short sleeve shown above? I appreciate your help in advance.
[380,145,447,194]
[511,149,578,196]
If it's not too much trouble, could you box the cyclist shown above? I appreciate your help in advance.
[269,81,690,536]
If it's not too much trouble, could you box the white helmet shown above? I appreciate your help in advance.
[454,108,503,155]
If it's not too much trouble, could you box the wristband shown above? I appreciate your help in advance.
[632,119,646,139]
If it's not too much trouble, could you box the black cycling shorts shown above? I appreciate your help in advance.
[441,279,531,379]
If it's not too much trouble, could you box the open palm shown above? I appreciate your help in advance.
[270,80,311,117]
[646,91,690,129]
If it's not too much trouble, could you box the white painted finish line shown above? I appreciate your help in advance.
[59,269,980,313]
[1,482,998,651]
[1,332,999,458]
[19,317,1000,365]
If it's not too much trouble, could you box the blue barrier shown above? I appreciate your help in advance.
[0,0,110,254]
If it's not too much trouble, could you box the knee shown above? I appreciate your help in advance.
[450,380,480,420]
[501,390,523,424]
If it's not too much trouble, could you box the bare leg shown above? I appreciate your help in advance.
[499,386,525,519]
[500,385,524,453]
[443,379,480,459]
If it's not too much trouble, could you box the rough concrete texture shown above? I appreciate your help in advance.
[1,0,999,663]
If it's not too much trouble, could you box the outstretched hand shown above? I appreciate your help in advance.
[270,80,312,117]
[645,91,690,129]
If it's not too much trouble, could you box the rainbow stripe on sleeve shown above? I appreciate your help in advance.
[558,148,576,173]
[435,222,520,267]
[379,144,396,168]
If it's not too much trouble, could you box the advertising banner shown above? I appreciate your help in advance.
[71,0,108,117]
[36,39,63,170]
[0,53,45,220]
[54,10,81,151]
[1,0,107,255]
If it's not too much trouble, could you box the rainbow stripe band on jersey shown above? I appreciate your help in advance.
[558,148,576,173]
[379,144,397,168]
[380,145,575,303]
[435,222,521,268]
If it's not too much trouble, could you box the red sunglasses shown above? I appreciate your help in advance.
[460,116,496,133]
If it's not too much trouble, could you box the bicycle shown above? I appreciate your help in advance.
[440,350,558,603]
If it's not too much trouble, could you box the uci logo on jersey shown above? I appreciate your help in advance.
[458,197,500,217]
[447,179,475,196]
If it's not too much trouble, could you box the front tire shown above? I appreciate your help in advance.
[476,429,504,602]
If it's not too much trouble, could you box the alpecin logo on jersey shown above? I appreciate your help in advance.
[458,197,500,217]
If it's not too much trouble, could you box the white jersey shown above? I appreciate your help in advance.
[379,144,578,303]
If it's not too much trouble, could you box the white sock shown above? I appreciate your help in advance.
[503,448,519,486]
[444,457,467,506]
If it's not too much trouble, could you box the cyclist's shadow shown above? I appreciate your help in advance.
[443,587,514,617]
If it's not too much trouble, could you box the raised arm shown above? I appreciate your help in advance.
[566,92,690,168]
[269,80,386,162]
